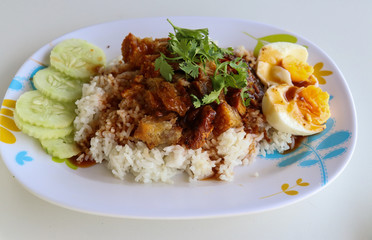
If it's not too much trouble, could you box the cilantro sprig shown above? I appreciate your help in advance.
[155,19,251,108]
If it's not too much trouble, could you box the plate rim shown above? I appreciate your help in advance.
[0,16,358,219]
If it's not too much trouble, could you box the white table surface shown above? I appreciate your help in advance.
[1,0,371,239]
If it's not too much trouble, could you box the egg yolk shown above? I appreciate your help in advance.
[282,55,314,83]
[295,85,330,125]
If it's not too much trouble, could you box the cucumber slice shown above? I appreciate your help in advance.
[33,67,83,102]
[15,90,75,129]
[40,134,81,159]
[50,39,106,79]
[14,111,73,139]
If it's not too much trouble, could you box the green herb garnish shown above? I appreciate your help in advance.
[154,54,174,81]
[155,19,251,108]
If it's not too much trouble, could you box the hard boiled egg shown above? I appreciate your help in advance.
[262,84,331,136]
[257,42,316,87]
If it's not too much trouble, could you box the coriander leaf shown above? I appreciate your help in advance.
[225,74,247,89]
[230,59,248,72]
[206,41,224,60]
[240,87,252,107]
[188,40,198,60]
[155,54,174,82]
[167,19,208,40]
[214,61,229,73]
[170,38,190,59]
[180,61,200,78]
[190,94,202,108]
[244,98,251,106]
[202,88,222,105]
[211,74,226,90]
[225,60,248,88]
[221,46,234,55]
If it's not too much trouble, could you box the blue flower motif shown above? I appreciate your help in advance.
[9,65,46,91]
[15,151,33,165]
[9,76,27,91]
[264,117,352,186]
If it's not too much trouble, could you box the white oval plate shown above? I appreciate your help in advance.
[0,17,357,219]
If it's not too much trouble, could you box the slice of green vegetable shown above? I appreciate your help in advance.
[33,67,83,102]
[15,90,75,129]
[50,39,106,79]
[14,111,73,139]
[40,134,81,159]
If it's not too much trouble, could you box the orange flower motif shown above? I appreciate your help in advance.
[313,62,333,85]
[0,99,20,144]
[260,178,310,199]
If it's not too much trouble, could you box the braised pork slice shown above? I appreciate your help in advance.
[213,102,243,136]
[121,33,168,78]
[226,88,246,116]
[189,61,216,98]
[146,79,192,117]
[121,33,168,66]
[184,105,217,149]
[133,114,182,149]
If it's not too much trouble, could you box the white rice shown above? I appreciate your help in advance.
[259,127,293,156]
[74,81,105,143]
[87,126,261,183]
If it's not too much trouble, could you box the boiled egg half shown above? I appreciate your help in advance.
[262,84,331,135]
[257,42,316,87]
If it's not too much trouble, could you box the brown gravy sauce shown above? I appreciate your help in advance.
[293,81,312,88]
[202,162,222,181]
[285,86,298,102]
[69,155,97,168]
[202,173,221,181]
[283,135,306,154]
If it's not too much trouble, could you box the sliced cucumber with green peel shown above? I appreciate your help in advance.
[33,67,83,102]
[50,39,106,79]
[40,134,81,159]
[15,90,75,129]
[14,111,73,139]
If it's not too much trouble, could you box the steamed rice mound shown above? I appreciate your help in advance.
[73,58,291,183]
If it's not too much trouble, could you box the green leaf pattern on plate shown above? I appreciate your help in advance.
[243,32,298,57]
[52,156,78,170]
